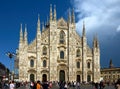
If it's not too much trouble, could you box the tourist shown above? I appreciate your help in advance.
[9,81,15,89]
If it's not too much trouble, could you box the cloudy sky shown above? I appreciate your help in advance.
[0,0,120,71]
[72,0,120,67]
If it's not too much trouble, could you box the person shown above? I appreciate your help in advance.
[116,79,120,89]
[76,82,80,89]
[42,82,49,89]
[10,81,15,89]
[64,82,68,89]
[36,80,42,89]
[30,81,34,89]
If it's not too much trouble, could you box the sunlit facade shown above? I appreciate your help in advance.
[16,5,100,82]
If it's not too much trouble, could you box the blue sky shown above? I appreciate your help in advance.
[0,0,120,70]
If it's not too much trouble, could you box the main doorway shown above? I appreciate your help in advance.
[42,74,47,82]
[77,75,81,82]
[30,74,34,82]
[59,70,65,82]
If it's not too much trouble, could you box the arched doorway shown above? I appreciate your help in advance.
[42,74,47,82]
[59,70,65,82]
[87,75,91,82]
[77,75,81,82]
[30,74,34,82]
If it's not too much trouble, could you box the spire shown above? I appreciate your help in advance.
[37,14,40,28]
[93,34,99,48]
[68,8,71,23]
[19,23,23,43]
[37,14,41,34]
[71,8,75,23]
[24,24,28,45]
[109,59,114,68]
[54,5,56,21]
[82,21,86,36]
[93,35,97,48]
[50,4,52,21]
[96,36,99,48]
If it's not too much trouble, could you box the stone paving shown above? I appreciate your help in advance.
[17,84,116,89]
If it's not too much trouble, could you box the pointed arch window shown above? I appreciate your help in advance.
[59,31,65,44]
[60,51,64,59]
[43,46,47,55]
[43,60,47,67]
[87,62,90,69]
[76,49,80,57]
[30,59,34,67]
[76,62,80,68]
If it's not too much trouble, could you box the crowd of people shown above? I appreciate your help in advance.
[0,78,120,89]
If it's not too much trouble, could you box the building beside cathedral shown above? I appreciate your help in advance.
[101,59,120,83]
[16,5,100,82]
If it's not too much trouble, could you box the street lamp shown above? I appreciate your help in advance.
[6,52,16,81]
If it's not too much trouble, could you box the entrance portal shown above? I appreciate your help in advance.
[87,75,91,82]
[30,74,34,82]
[77,75,81,82]
[42,74,47,82]
[59,70,65,82]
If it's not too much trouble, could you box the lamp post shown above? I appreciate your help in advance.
[6,52,16,81]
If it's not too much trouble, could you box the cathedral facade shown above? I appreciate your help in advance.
[16,5,100,82]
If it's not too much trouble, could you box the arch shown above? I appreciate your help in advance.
[76,62,80,68]
[30,59,34,67]
[76,49,80,57]
[87,75,91,82]
[30,74,34,82]
[59,70,65,82]
[60,51,64,59]
[43,60,47,67]
[42,74,47,82]
[59,30,65,44]
[76,75,81,82]
[43,46,47,55]
[87,62,90,69]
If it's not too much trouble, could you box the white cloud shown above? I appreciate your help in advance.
[117,25,120,32]
[72,0,120,38]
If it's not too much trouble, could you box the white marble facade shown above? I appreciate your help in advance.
[17,5,100,82]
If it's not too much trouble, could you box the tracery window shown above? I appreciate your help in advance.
[76,49,80,57]
[87,62,90,69]
[60,51,64,59]
[59,31,65,44]
[30,59,34,67]
[77,62,80,68]
[43,46,47,55]
[43,60,46,67]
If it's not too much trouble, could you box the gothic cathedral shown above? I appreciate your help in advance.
[17,5,100,82]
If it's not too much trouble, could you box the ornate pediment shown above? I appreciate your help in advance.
[57,17,67,28]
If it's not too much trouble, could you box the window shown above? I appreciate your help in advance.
[76,49,80,57]
[59,31,65,44]
[43,60,46,67]
[30,59,34,67]
[87,62,90,69]
[60,51,64,59]
[43,46,47,55]
[77,62,80,68]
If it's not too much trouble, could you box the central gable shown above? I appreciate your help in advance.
[57,17,68,29]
